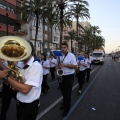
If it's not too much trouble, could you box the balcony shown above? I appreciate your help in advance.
[7,0,16,6]
[0,23,14,33]
[0,8,16,20]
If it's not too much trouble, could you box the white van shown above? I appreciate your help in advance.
[92,49,105,64]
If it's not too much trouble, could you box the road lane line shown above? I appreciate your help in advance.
[63,65,104,120]
[36,65,100,120]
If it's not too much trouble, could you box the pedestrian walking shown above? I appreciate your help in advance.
[85,53,92,82]
[40,53,50,95]
[49,54,57,81]
[77,52,87,94]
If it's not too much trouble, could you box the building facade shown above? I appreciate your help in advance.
[62,21,85,52]
[0,0,27,37]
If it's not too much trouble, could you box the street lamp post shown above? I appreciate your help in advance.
[6,13,9,36]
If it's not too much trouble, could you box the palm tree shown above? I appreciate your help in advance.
[70,1,90,51]
[95,35,105,48]
[81,26,93,52]
[64,30,77,52]
[91,25,101,49]
[22,0,49,53]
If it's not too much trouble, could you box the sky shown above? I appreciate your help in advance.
[84,0,120,53]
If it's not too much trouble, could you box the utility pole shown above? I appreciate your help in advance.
[6,13,9,36]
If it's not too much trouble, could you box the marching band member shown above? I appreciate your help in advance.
[56,43,77,117]
[77,52,87,94]
[49,54,57,81]
[85,53,92,82]
[40,53,50,95]
[0,60,18,120]
[0,42,43,120]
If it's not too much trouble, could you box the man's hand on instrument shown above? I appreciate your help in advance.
[60,63,66,67]
[0,70,8,78]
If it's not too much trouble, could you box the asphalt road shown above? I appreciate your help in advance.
[0,56,120,120]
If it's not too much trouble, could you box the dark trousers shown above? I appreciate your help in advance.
[86,68,91,82]
[17,99,39,120]
[77,70,86,90]
[41,74,49,93]
[50,67,55,80]
[0,82,17,120]
[60,74,74,112]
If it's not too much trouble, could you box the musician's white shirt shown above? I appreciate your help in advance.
[58,52,77,75]
[77,59,88,71]
[40,59,50,75]
[86,57,92,68]
[17,57,43,103]
[49,58,57,68]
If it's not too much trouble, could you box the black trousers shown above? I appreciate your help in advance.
[50,67,55,80]
[60,74,74,112]
[77,70,86,90]
[86,68,91,82]
[41,74,49,93]
[17,99,39,120]
[0,82,17,120]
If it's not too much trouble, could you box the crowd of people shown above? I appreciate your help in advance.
[0,42,93,119]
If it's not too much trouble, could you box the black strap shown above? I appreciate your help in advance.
[61,52,68,62]
[23,64,29,69]
[23,59,36,69]
[41,60,44,65]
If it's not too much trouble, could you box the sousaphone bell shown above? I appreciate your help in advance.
[0,36,32,85]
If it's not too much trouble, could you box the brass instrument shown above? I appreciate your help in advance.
[57,68,64,83]
[0,36,32,84]
[57,56,64,83]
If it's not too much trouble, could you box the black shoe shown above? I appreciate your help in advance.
[60,105,64,110]
[46,87,50,93]
[41,92,45,96]
[61,110,69,117]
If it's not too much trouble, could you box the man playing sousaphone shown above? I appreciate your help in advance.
[0,36,43,120]
[55,42,77,117]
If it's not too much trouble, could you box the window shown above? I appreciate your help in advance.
[44,34,48,40]
[49,27,51,32]
[54,36,58,42]
[45,25,48,31]
[55,27,58,34]
[44,42,48,48]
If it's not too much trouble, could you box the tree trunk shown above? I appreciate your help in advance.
[71,37,72,52]
[35,13,39,54]
[59,3,64,49]
[76,14,80,52]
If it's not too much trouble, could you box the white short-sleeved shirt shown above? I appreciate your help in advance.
[40,59,50,75]
[17,61,24,69]
[58,52,77,75]
[49,58,57,68]
[17,56,43,103]
[77,58,87,71]
[86,57,92,68]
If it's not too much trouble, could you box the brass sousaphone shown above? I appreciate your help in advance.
[0,36,32,84]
